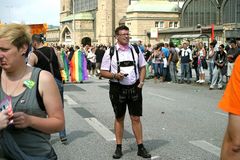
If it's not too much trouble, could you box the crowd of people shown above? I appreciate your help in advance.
[139,38,240,91]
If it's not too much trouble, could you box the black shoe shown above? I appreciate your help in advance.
[137,147,151,158]
[113,148,122,159]
[187,80,191,84]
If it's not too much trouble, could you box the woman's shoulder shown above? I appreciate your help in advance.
[39,70,55,82]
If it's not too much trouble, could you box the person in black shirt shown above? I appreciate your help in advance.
[209,44,227,90]
[95,45,105,79]
[28,34,67,144]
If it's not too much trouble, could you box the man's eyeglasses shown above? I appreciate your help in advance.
[118,33,130,36]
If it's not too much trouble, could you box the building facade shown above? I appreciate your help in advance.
[165,0,240,46]
[59,0,129,46]
[57,0,182,46]
[48,0,239,47]
[126,0,180,44]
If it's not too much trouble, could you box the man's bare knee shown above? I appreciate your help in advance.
[116,116,124,122]
[231,141,240,153]
[130,116,140,123]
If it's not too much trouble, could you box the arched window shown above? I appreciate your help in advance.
[223,0,240,23]
[181,0,218,27]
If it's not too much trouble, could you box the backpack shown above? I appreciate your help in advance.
[171,48,179,63]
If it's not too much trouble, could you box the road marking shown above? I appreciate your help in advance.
[64,95,78,105]
[147,92,176,101]
[189,140,220,157]
[215,112,228,117]
[85,117,116,141]
[151,156,161,159]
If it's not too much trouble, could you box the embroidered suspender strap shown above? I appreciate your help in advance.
[130,48,138,79]
[115,49,121,73]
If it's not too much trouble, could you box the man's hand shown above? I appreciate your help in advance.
[115,72,125,80]
[13,112,31,128]
[0,110,10,130]
[138,81,144,88]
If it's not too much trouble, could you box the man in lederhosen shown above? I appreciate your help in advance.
[100,25,151,159]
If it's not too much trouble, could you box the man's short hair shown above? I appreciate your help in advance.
[230,39,236,44]
[32,34,45,43]
[220,44,224,49]
[115,25,129,36]
[210,42,215,47]
[81,37,91,47]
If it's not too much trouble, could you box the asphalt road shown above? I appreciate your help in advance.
[52,76,227,160]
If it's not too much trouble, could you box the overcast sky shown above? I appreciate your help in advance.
[0,0,60,26]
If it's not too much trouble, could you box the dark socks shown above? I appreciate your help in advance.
[138,143,144,150]
[116,144,122,150]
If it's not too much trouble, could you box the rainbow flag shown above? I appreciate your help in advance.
[70,49,88,82]
[60,50,69,81]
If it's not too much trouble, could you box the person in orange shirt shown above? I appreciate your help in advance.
[219,55,240,160]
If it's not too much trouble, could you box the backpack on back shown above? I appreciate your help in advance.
[171,48,179,63]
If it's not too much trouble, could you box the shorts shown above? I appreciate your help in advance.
[109,81,142,118]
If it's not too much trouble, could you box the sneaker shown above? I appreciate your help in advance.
[199,80,205,83]
[196,80,201,83]
[137,147,151,158]
[113,148,123,159]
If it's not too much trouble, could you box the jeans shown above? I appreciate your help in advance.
[209,62,214,83]
[170,62,177,82]
[55,78,67,139]
[194,67,199,81]
[153,63,161,78]
[210,66,223,88]
[181,63,190,81]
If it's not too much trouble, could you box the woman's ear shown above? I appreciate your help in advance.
[20,44,28,56]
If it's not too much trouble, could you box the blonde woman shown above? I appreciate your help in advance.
[0,24,64,159]
[196,42,207,83]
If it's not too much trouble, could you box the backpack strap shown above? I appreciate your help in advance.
[115,49,121,73]
[130,48,138,79]
[36,70,45,111]
[132,44,140,54]
[109,46,115,72]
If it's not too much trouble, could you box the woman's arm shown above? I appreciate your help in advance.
[27,52,38,66]
[13,71,64,134]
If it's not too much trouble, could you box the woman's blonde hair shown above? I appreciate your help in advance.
[0,23,31,50]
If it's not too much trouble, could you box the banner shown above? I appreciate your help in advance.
[150,28,158,38]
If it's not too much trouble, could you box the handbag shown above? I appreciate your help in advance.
[202,58,208,69]
[221,63,227,75]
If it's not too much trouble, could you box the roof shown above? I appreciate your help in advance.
[61,12,94,22]
[127,0,179,13]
